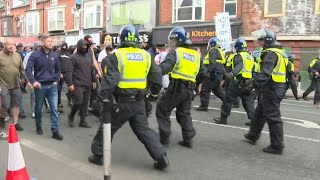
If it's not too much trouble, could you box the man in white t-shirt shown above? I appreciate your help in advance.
[154,45,169,89]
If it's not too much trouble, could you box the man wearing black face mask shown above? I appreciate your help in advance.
[56,42,69,113]
[65,39,97,128]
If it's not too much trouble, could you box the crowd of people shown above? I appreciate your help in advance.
[0,24,319,171]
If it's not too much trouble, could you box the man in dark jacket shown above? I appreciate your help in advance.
[26,34,63,141]
[56,42,70,113]
[65,39,96,128]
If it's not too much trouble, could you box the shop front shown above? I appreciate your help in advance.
[152,22,241,54]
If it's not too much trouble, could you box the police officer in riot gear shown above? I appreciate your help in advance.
[156,26,207,148]
[196,37,225,111]
[286,54,299,100]
[89,25,169,170]
[214,37,255,125]
[244,29,289,154]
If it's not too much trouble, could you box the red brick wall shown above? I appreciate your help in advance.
[159,0,241,25]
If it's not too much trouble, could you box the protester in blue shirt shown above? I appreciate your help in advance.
[26,34,63,141]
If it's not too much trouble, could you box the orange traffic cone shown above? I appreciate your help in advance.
[6,124,30,180]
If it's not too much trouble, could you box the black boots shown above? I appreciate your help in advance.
[196,105,208,111]
[88,155,103,166]
[213,117,227,124]
[263,145,283,155]
[154,154,169,170]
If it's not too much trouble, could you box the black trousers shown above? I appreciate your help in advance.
[248,83,287,149]
[156,81,196,143]
[314,79,320,103]
[69,86,91,121]
[91,99,166,161]
[199,73,224,107]
[221,81,254,120]
[303,79,316,97]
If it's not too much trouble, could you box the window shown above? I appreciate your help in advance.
[48,9,65,31]
[3,21,8,36]
[20,17,26,36]
[2,17,13,37]
[26,11,39,35]
[264,0,286,17]
[173,0,205,22]
[51,0,58,5]
[224,0,237,17]
[315,0,320,15]
[74,11,80,29]
[12,0,28,8]
[17,16,26,36]
[84,1,103,28]
[111,0,151,30]
[31,0,37,10]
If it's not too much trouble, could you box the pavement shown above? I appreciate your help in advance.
[0,93,320,180]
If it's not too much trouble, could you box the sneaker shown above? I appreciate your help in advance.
[19,111,27,119]
[32,112,35,118]
[52,131,63,141]
[4,116,9,122]
[0,131,8,140]
[15,123,24,131]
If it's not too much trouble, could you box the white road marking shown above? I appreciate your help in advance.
[20,139,100,179]
[282,98,314,104]
[193,106,320,129]
[170,116,320,143]
[280,102,315,108]
[280,108,320,115]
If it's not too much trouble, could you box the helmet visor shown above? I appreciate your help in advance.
[251,29,267,41]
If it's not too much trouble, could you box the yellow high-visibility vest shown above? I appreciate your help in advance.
[114,48,151,89]
[226,53,236,67]
[170,47,201,82]
[203,47,226,65]
[266,48,289,83]
[232,52,254,79]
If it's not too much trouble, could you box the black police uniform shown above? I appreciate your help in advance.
[90,44,167,166]
[311,60,320,103]
[156,45,207,147]
[198,48,225,109]
[286,62,299,100]
[218,54,255,123]
[246,43,287,153]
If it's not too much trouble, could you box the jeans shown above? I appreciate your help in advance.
[34,83,59,133]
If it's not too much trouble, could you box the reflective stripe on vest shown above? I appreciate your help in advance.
[309,59,319,68]
[171,47,201,82]
[289,61,294,71]
[114,48,151,89]
[226,53,236,67]
[203,47,226,65]
[233,52,254,79]
[266,48,288,83]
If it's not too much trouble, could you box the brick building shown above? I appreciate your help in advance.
[0,0,107,46]
[153,0,242,55]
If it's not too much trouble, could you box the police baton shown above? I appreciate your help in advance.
[102,99,113,180]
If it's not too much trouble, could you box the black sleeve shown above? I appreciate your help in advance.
[64,55,75,86]
[253,51,278,88]
[196,60,209,85]
[55,55,61,82]
[147,57,163,95]
[159,49,177,75]
[97,54,120,100]
[232,54,243,76]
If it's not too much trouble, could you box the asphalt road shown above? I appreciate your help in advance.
[0,94,319,180]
